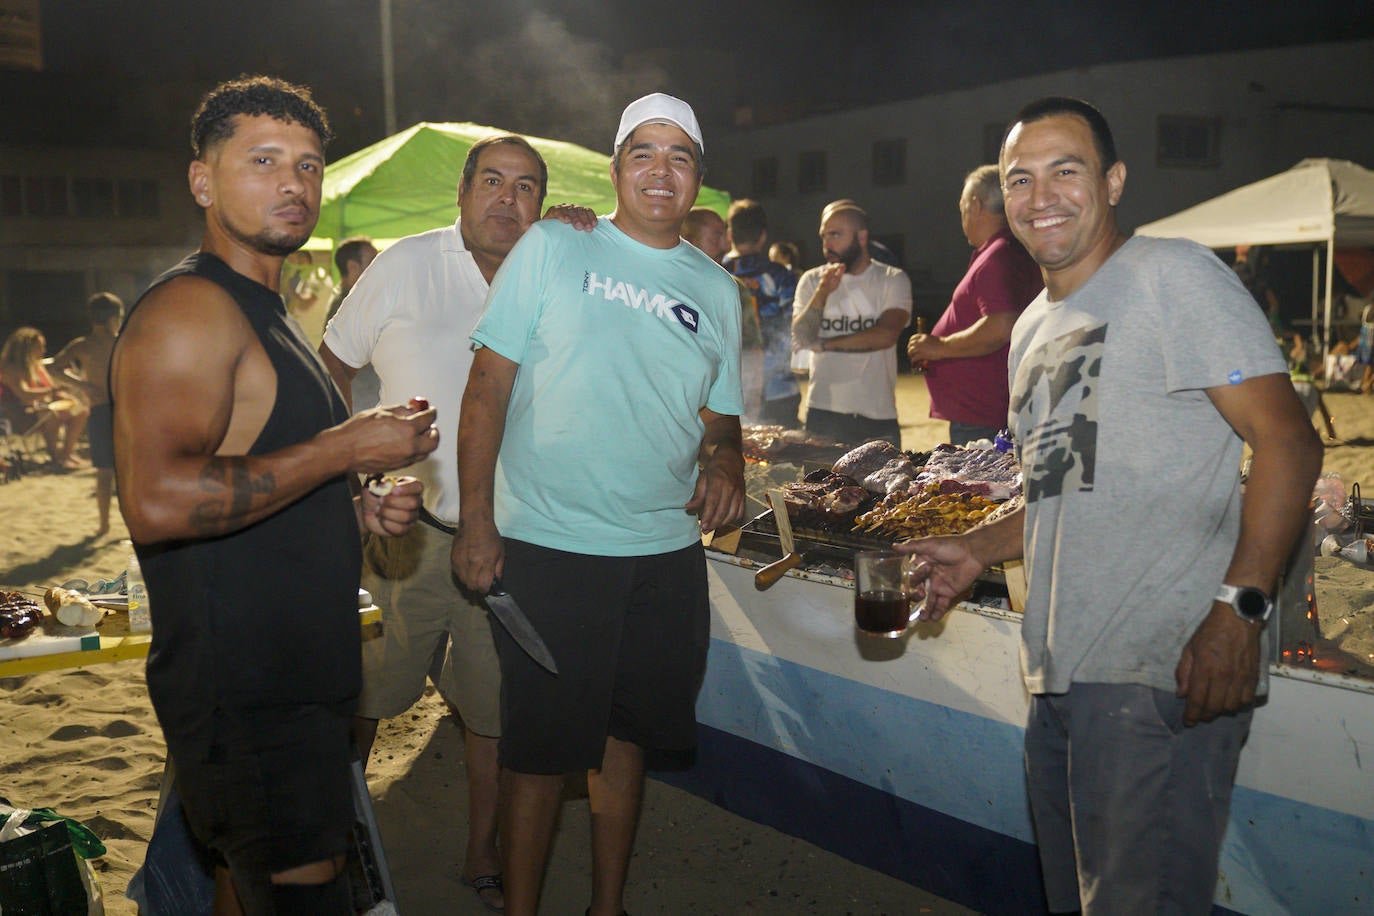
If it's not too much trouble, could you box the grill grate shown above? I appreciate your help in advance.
[745,508,902,552]
[741,508,1009,587]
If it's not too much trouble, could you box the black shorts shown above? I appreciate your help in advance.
[495,539,709,774]
[87,402,113,469]
[167,704,355,905]
[759,393,801,428]
[804,406,901,447]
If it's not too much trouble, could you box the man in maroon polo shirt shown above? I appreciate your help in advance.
[908,164,1042,444]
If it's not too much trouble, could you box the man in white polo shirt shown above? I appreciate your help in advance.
[321,133,591,912]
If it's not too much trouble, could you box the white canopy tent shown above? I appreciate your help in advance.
[1135,158,1374,355]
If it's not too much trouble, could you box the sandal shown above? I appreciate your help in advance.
[462,873,504,913]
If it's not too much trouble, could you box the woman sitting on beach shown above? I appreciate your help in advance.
[0,326,90,470]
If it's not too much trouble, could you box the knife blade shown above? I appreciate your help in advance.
[486,578,559,674]
[755,490,803,590]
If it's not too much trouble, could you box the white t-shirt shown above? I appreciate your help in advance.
[322,220,487,524]
[796,260,912,419]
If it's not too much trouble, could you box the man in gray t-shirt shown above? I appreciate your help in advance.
[902,98,1322,914]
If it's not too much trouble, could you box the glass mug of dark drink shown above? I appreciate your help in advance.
[854,550,918,637]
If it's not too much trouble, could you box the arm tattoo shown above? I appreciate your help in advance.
[190,458,276,535]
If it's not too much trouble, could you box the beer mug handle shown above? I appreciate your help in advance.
[900,554,925,625]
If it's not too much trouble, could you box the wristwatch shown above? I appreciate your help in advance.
[1215,584,1275,624]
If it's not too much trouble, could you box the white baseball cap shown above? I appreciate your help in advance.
[614,93,704,153]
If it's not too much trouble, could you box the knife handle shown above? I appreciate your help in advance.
[755,552,802,590]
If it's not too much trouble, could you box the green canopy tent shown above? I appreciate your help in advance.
[308,121,731,250]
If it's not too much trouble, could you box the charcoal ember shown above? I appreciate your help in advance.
[831,440,902,481]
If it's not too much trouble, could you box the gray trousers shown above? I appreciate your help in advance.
[1025,683,1251,915]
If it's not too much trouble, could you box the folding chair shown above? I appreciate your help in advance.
[0,410,55,480]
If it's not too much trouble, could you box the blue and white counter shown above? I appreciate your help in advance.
[664,553,1374,915]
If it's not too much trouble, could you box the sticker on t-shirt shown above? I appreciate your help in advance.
[1228,369,1243,385]
[1010,322,1106,503]
[670,302,700,333]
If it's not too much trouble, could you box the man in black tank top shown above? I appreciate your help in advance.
[110,76,440,915]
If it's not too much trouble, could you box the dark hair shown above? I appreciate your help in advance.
[333,236,374,274]
[1003,97,1118,172]
[191,75,332,159]
[727,199,768,246]
[459,135,549,210]
[769,240,801,271]
[612,127,706,180]
[87,291,124,324]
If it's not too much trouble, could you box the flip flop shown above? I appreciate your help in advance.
[461,873,503,913]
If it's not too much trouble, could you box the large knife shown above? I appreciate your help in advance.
[486,578,559,674]
[755,490,803,590]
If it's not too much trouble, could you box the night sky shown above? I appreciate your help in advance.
[30,0,1374,157]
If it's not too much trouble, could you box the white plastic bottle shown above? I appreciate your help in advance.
[127,549,151,634]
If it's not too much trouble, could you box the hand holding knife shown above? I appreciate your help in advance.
[486,577,559,674]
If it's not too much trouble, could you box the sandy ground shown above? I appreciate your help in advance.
[2,375,1371,914]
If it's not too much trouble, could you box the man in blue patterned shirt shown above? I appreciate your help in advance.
[724,199,801,427]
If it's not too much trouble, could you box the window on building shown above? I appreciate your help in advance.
[1157,115,1220,168]
[798,150,827,194]
[871,233,905,267]
[1,175,20,217]
[73,177,116,218]
[872,138,906,186]
[752,156,779,198]
[24,176,68,216]
[118,179,160,218]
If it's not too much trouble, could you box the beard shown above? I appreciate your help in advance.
[826,239,863,270]
[221,210,315,258]
[237,226,311,257]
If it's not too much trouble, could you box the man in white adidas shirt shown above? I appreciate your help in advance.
[792,199,912,446]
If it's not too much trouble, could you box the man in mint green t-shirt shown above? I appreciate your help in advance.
[453,93,744,916]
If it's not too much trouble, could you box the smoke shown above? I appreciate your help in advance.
[399,10,666,151]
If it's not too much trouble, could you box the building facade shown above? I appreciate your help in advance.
[708,40,1374,325]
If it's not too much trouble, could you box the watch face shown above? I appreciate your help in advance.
[1236,587,1270,619]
